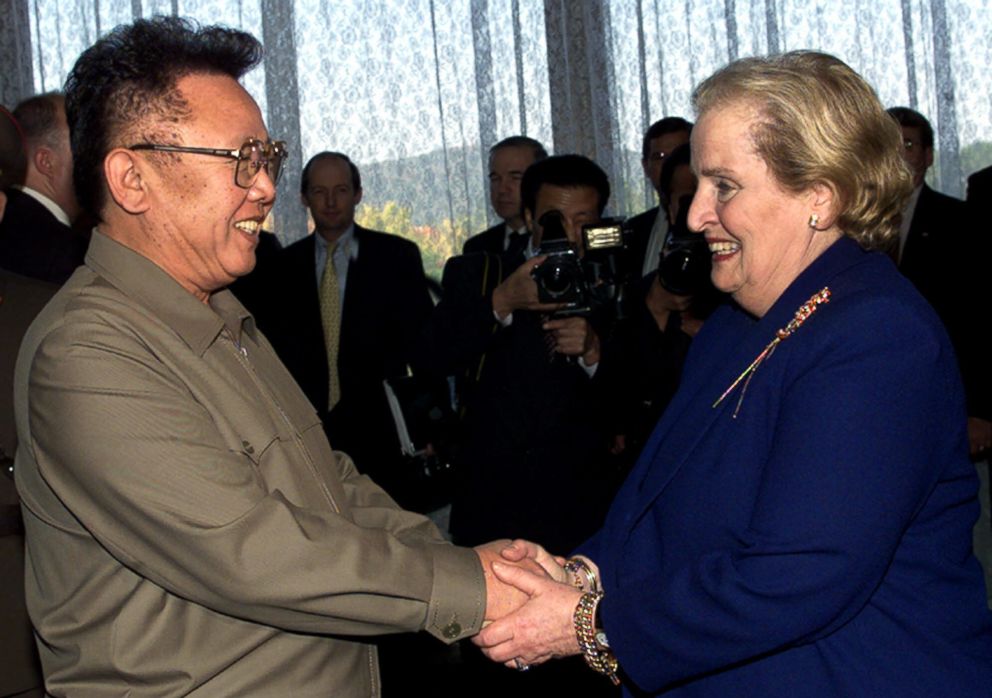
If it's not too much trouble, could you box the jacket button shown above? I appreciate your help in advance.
[442,621,462,639]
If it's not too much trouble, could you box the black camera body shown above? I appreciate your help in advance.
[656,194,712,296]
[532,210,632,318]
[532,221,588,312]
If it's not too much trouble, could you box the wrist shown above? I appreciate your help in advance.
[492,284,512,320]
[564,556,600,593]
[582,333,601,365]
[573,590,620,685]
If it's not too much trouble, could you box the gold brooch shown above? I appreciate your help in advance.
[714,287,832,418]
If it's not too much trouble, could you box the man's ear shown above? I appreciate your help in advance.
[353,187,363,207]
[33,146,55,181]
[924,146,934,172]
[104,148,151,214]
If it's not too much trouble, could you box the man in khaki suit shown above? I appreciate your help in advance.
[14,17,533,696]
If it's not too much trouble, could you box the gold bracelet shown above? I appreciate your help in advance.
[573,590,620,685]
[564,556,600,593]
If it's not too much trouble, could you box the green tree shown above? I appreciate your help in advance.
[356,200,473,280]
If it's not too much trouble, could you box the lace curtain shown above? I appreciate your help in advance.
[3,0,989,279]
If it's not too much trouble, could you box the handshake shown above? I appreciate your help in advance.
[472,540,618,683]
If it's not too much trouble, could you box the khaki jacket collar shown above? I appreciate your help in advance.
[84,230,256,357]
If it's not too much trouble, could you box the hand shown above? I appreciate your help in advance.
[475,540,550,621]
[492,255,563,320]
[472,561,584,667]
[968,417,992,457]
[499,539,568,583]
[542,316,601,364]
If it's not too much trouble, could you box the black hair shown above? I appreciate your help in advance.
[64,16,262,218]
[641,116,693,161]
[886,106,934,149]
[300,151,361,195]
[520,154,610,216]
[489,136,548,163]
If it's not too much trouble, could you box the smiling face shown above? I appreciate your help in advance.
[134,72,276,301]
[302,156,362,242]
[687,102,840,317]
[489,145,536,228]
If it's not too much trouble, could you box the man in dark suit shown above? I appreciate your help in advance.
[420,155,621,694]
[244,152,433,499]
[463,136,547,256]
[967,164,992,204]
[1,178,50,698]
[420,155,618,553]
[626,117,692,275]
[0,93,85,284]
[0,105,46,698]
[888,107,990,457]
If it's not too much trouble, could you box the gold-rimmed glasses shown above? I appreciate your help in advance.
[128,138,287,188]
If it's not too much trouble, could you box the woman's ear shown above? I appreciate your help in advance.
[808,181,839,231]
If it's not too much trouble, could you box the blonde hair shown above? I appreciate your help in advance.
[692,51,912,249]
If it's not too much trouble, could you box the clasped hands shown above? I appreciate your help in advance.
[474,539,591,668]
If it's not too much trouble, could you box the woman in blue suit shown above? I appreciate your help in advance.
[473,51,992,696]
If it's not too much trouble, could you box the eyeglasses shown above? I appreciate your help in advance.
[128,138,288,188]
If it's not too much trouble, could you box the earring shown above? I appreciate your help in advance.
[808,213,819,229]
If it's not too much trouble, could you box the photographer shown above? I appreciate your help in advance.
[418,155,619,552]
[417,154,620,694]
[610,143,721,464]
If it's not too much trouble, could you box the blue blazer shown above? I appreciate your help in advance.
[581,237,992,696]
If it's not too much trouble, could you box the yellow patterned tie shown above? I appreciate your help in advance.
[319,241,341,410]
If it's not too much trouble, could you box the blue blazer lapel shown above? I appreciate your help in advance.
[614,238,869,534]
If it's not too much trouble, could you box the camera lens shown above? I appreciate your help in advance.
[541,262,574,298]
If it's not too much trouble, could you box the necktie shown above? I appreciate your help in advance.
[507,230,530,258]
[319,241,342,410]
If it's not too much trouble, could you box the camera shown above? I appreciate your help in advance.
[532,210,633,318]
[656,194,711,296]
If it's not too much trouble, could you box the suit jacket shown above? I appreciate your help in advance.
[967,164,992,204]
[625,205,659,274]
[0,188,86,285]
[900,185,989,419]
[580,237,992,696]
[243,226,433,488]
[417,251,617,552]
[463,223,505,255]
[14,232,484,696]
[0,268,52,696]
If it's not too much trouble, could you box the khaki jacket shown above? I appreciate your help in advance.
[14,232,484,697]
